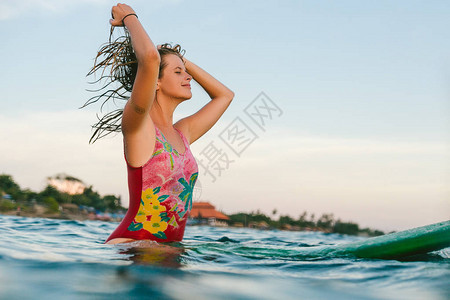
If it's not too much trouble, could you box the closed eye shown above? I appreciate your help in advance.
[174,67,186,74]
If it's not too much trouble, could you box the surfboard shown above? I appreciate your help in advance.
[298,220,450,260]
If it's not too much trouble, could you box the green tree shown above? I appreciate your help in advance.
[102,195,122,211]
[0,174,23,200]
[297,211,315,228]
[38,185,65,204]
[82,186,104,211]
[279,215,295,226]
[333,221,359,235]
[0,199,17,212]
[229,213,249,225]
[43,196,59,213]
[316,213,335,230]
[71,193,91,206]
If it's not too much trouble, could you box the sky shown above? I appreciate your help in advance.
[0,0,449,231]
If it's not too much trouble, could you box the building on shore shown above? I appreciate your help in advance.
[47,174,86,195]
[189,202,229,227]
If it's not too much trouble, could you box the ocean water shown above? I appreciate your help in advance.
[0,215,448,300]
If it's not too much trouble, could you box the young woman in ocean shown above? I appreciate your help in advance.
[86,3,234,245]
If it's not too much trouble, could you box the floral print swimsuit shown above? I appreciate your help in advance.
[105,125,198,243]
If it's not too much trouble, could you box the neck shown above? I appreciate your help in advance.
[149,93,179,128]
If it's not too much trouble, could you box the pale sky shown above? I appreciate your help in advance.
[1,0,449,231]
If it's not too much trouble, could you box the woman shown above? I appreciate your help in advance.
[87,4,234,244]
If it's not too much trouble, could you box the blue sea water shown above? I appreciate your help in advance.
[0,215,448,300]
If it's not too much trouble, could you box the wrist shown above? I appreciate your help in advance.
[184,58,192,68]
[122,13,138,27]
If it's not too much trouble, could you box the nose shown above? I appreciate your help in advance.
[186,73,192,81]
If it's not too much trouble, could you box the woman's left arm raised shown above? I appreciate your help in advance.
[175,58,234,144]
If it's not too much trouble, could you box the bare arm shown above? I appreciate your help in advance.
[110,4,160,167]
[110,4,160,135]
[175,58,234,144]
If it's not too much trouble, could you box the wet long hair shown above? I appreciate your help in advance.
[82,27,185,143]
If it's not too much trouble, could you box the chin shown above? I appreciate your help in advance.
[176,95,192,102]
[182,92,192,100]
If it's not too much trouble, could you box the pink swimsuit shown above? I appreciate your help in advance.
[105,126,198,243]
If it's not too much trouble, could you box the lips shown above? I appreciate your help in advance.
[182,84,191,88]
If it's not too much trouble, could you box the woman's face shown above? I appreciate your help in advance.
[157,54,192,101]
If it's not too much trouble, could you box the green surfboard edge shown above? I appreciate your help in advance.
[297,220,450,260]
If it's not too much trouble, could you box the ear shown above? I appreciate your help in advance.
[156,80,160,91]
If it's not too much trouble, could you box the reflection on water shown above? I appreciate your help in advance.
[117,240,185,268]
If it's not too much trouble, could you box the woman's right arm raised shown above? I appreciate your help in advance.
[110,4,159,167]
[110,4,160,135]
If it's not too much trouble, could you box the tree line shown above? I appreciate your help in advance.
[228,210,385,236]
[0,174,124,214]
[1,174,384,236]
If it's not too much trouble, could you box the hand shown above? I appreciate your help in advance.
[110,3,136,27]
[183,57,191,67]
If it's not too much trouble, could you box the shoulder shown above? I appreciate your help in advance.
[174,119,191,144]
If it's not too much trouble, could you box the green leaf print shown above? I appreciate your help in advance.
[153,186,161,194]
[153,231,167,240]
[178,172,199,215]
[158,195,169,202]
[127,221,143,231]
[178,178,190,202]
[159,212,170,222]
[190,172,198,186]
[152,149,163,157]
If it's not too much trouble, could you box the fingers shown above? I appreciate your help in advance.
[110,3,136,27]
[110,4,121,27]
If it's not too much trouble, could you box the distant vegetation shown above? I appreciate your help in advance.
[0,174,124,215]
[1,174,384,236]
[228,210,385,236]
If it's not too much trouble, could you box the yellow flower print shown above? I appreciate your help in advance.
[139,187,166,216]
[142,199,166,216]
[143,216,168,234]
[142,188,159,204]
[130,187,170,236]
[128,187,172,238]
[135,210,147,223]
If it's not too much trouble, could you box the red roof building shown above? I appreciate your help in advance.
[190,202,229,220]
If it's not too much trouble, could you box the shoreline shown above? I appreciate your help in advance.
[0,212,379,237]
[0,210,117,222]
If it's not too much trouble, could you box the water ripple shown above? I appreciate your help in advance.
[0,215,448,299]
